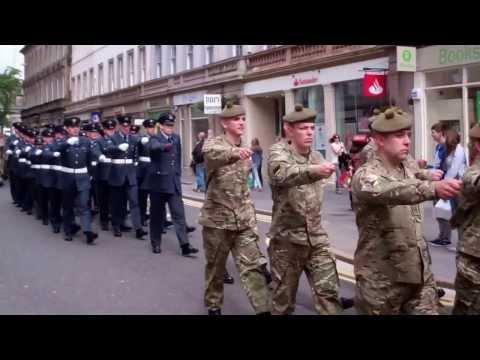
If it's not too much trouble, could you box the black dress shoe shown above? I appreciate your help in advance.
[53,226,60,234]
[42,219,49,226]
[141,220,147,227]
[186,225,196,233]
[224,273,234,284]
[20,208,27,212]
[113,228,122,237]
[64,235,73,242]
[101,223,109,231]
[136,229,148,240]
[152,245,162,254]
[27,210,33,215]
[164,220,173,228]
[208,308,222,316]
[162,228,167,234]
[340,297,355,310]
[71,224,81,235]
[85,231,98,245]
[181,244,199,257]
[120,225,132,232]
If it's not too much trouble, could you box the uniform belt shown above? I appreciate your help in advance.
[51,165,63,171]
[139,156,151,163]
[60,166,88,174]
[112,159,133,165]
[40,165,51,170]
[100,157,111,163]
[31,164,41,169]
[19,158,27,163]
[91,161,98,167]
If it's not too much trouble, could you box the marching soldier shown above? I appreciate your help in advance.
[84,123,101,216]
[267,104,344,315]
[143,113,198,256]
[451,124,480,314]
[44,117,98,244]
[5,122,22,206]
[103,115,147,240]
[96,119,116,231]
[199,102,271,315]
[30,134,48,224]
[351,107,462,315]
[21,128,35,216]
[137,118,156,227]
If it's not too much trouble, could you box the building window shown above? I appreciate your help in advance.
[98,63,104,95]
[117,54,124,89]
[71,77,75,101]
[138,46,146,82]
[89,68,95,96]
[108,59,114,92]
[155,45,162,78]
[169,45,177,74]
[206,45,214,64]
[186,45,194,70]
[83,71,88,99]
[232,45,243,57]
[77,75,81,100]
[127,50,134,87]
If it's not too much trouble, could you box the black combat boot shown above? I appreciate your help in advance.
[136,228,148,240]
[340,297,355,310]
[224,273,234,284]
[85,231,98,245]
[64,234,73,242]
[208,308,222,316]
[181,244,199,257]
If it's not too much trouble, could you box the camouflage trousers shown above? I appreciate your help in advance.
[268,239,342,315]
[202,226,271,314]
[355,270,439,315]
[453,252,480,315]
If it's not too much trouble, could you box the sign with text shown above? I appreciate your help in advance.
[204,94,222,114]
[396,46,416,72]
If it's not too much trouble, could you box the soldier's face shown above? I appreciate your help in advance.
[162,124,174,136]
[120,123,130,134]
[222,116,245,137]
[66,126,80,137]
[376,129,412,162]
[145,127,156,136]
[87,132,98,141]
[285,122,315,152]
[104,128,115,137]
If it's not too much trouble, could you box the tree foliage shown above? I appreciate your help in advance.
[0,66,23,129]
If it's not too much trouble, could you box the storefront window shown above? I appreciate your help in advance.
[294,85,326,155]
[334,79,385,149]
[190,105,209,151]
[426,68,463,87]
[426,87,464,161]
[467,65,480,83]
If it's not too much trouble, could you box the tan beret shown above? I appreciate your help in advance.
[283,104,317,123]
[371,107,412,133]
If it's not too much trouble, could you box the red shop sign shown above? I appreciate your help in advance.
[363,72,386,97]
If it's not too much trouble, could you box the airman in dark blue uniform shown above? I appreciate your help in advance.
[103,115,147,240]
[144,113,198,256]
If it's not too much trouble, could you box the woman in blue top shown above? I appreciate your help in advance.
[250,138,263,191]
[431,128,467,247]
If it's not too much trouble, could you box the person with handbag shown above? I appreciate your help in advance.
[431,128,468,247]
[329,134,346,194]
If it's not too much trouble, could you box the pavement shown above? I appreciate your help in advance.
[181,172,459,288]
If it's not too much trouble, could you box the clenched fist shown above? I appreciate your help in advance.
[67,137,79,146]
[118,143,129,152]
[428,169,444,181]
[35,149,42,156]
[435,179,462,200]
[237,148,253,160]
[141,137,149,145]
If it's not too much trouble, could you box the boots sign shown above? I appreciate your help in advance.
[204,94,222,114]
[363,72,386,97]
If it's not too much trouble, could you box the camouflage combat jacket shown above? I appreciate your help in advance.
[198,135,256,231]
[267,140,330,246]
[360,139,432,180]
[454,159,480,258]
[352,154,437,284]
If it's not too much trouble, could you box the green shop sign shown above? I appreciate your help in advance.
[439,46,480,66]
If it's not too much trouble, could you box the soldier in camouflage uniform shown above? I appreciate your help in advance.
[451,124,480,315]
[267,104,343,315]
[199,102,271,316]
[352,107,462,315]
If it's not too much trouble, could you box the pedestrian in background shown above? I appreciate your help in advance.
[251,138,263,191]
[329,134,346,194]
[431,128,467,247]
[192,131,206,192]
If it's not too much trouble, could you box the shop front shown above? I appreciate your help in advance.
[244,56,390,161]
[413,45,480,162]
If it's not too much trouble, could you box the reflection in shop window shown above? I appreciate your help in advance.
[426,68,463,87]
[334,79,385,150]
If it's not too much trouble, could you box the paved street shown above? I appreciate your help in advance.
[0,182,359,315]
